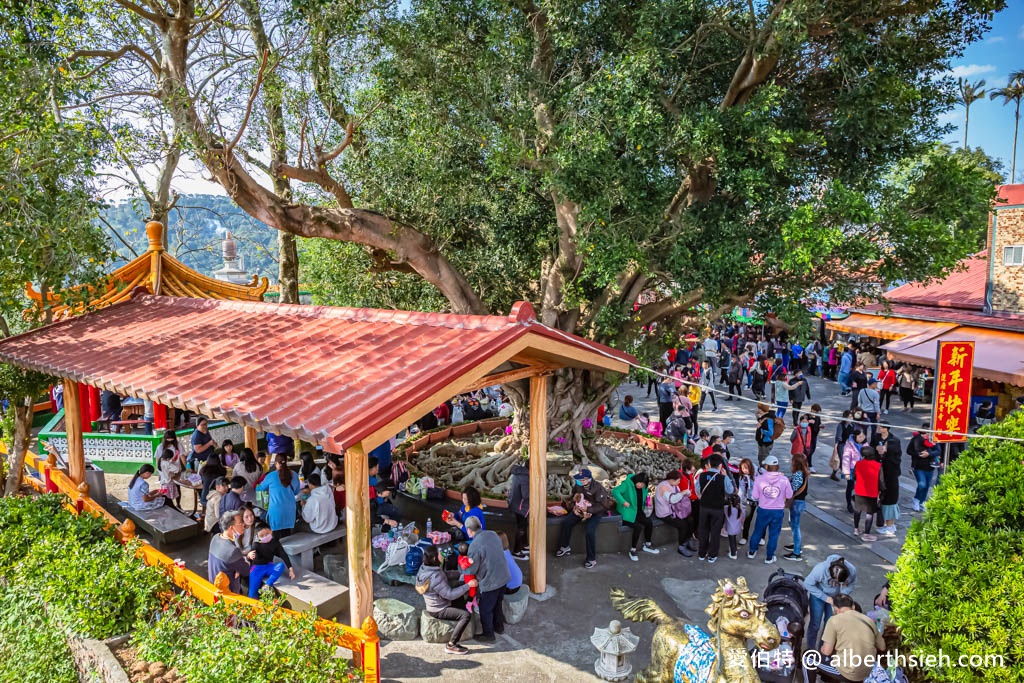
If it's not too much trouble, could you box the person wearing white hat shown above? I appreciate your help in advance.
[745,456,793,564]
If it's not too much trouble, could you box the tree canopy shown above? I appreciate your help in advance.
[56,0,1003,350]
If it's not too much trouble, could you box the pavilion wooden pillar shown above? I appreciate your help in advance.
[345,443,373,628]
[87,386,101,425]
[528,374,549,594]
[77,383,92,433]
[153,403,168,430]
[63,378,86,485]
[244,426,259,453]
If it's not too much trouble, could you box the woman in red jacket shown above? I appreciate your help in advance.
[877,361,898,416]
[852,447,883,542]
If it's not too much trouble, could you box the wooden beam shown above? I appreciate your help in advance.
[528,374,548,594]
[460,363,560,394]
[63,378,86,485]
[244,426,259,453]
[345,444,373,628]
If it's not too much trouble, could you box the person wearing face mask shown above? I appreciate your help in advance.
[841,429,867,514]
[804,555,857,651]
[790,415,813,462]
[245,522,296,598]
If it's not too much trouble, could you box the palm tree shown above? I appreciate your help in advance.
[957,77,987,148]
[990,70,1024,183]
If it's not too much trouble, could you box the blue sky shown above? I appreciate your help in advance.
[943,3,1024,183]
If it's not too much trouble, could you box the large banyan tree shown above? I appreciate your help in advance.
[61,0,1001,447]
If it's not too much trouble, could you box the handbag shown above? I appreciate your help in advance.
[829,444,841,472]
[668,491,692,519]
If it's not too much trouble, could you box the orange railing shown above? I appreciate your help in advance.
[15,448,380,682]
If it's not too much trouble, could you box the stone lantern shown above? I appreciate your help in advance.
[592,619,639,681]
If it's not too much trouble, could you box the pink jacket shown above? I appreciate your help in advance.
[842,439,863,476]
[752,471,793,510]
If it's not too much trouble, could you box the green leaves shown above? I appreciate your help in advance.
[890,412,1024,682]
[134,594,360,683]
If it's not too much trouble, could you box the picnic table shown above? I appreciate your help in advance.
[110,419,150,434]
[174,475,203,516]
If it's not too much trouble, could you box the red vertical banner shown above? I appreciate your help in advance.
[931,341,975,443]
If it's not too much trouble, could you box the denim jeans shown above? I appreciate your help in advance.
[776,402,788,419]
[558,513,602,561]
[807,594,834,650]
[248,561,286,598]
[749,507,784,559]
[837,371,851,392]
[914,469,932,504]
[789,499,806,555]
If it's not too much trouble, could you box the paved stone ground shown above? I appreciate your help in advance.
[99,373,934,682]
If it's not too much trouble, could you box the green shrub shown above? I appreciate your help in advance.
[134,594,361,683]
[890,411,1024,683]
[0,494,169,639]
[0,586,78,683]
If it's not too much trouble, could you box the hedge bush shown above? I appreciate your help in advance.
[0,586,79,683]
[0,493,169,639]
[134,594,360,683]
[890,410,1024,683]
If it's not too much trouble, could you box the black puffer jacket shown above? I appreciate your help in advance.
[507,464,529,516]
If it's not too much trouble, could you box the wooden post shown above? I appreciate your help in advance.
[63,378,86,485]
[244,426,259,453]
[344,444,372,628]
[77,383,92,433]
[528,374,549,594]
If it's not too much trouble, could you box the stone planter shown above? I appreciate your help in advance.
[450,423,479,438]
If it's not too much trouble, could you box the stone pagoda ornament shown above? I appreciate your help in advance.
[592,619,639,682]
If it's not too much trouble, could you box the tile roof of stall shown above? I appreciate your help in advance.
[0,291,632,453]
[883,255,987,311]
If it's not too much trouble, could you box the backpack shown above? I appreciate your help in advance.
[668,491,692,519]
[757,416,775,445]
[405,543,425,575]
[378,536,409,573]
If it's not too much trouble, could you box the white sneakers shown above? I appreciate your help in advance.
[642,544,660,554]
[912,500,921,512]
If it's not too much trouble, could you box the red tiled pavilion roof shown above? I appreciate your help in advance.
[883,255,987,311]
[0,291,632,453]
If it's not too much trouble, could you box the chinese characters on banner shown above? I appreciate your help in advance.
[931,341,975,443]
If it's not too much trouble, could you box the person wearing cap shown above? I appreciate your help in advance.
[556,469,613,569]
[858,378,881,439]
[745,456,793,564]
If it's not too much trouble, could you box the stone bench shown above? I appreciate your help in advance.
[118,502,200,548]
[373,598,419,641]
[280,527,346,570]
[274,567,348,619]
[421,609,483,643]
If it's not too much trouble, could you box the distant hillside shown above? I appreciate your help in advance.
[101,195,281,282]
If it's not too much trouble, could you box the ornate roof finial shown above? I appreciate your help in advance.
[145,221,165,252]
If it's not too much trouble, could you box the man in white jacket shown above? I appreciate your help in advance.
[301,473,339,534]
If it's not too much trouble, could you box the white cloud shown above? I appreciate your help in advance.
[948,64,997,78]
[987,36,1005,44]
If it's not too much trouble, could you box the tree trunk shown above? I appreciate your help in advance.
[2,398,33,496]
[278,232,300,303]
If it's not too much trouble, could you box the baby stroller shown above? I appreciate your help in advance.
[755,569,809,683]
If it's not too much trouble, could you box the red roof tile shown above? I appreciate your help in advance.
[0,291,632,452]
[996,184,1024,207]
[884,256,987,311]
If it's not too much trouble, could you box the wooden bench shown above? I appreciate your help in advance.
[280,527,347,570]
[274,567,348,619]
[118,502,200,548]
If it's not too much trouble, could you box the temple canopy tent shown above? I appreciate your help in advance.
[0,290,632,628]
[26,221,268,320]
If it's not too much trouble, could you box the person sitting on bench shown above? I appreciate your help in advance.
[127,464,166,510]
[245,522,295,598]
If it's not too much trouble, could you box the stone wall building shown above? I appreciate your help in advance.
[988,185,1024,314]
